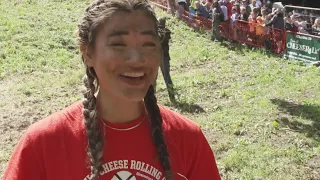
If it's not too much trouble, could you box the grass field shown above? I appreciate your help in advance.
[1,1,320,179]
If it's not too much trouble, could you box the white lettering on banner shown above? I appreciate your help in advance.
[286,38,319,55]
[287,42,319,55]
[84,159,164,180]
[296,35,312,40]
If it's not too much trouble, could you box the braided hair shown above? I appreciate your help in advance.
[76,0,172,179]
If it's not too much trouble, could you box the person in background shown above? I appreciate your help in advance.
[259,6,268,22]
[157,17,176,103]
[239,6,249,21]
[256,16,265,36]
[262,0,267,5]
[225,0,234,21]
[265,0,272,14]
[289,13,300,32]
[265,8,285,29]
[242,0,251,15]
[230,5,240,41]
[309,11,317,26]
[298,26,309,34]
[176,0,188,19]
[177,0,189,11]
[234,0,241,12]
[205,1,213,18]
[231,5,240,23]
[312,18,320,35]
[293,14,308,31]
[189,5,197,20]
[249,0,258,10]
[265,8,285,53]
[255,0,262,8]
[258,7,269,34]
[248,9,258,44]
[194,0,211,18]
[284,11,293,24]
[212,0,224,42]
[219,0,229,21]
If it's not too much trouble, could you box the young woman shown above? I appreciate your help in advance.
[3,0,221,179]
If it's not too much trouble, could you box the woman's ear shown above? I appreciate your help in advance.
[80,44,94,67]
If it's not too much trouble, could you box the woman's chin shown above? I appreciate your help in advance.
[120,89,150,102]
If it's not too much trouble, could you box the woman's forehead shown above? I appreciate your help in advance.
[101,10,156,33]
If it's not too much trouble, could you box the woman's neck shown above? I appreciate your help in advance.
[96,92,145,124]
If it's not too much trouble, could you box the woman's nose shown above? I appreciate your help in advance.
[126,48,144,63]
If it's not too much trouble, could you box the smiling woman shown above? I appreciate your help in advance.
[3,0,221,180]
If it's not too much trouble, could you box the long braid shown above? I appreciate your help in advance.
[82,65,104,180]
[144,85,173,180]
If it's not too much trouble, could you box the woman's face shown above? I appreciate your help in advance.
[252,0,256,5]
[232,7,237,14]
[241,8,246,14]
[82,10,161,102]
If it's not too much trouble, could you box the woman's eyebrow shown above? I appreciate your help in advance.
[108,30,156,38]
[108,31,129,37]
[140,30,157,37]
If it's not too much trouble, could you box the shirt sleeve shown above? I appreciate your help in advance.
[185,128,221,179]
[3,130,45,180]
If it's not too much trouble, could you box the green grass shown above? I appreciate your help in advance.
[1,1,320,179]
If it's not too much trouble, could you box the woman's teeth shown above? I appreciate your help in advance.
[121,72,144,77]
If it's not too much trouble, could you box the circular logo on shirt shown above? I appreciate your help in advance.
[111,171,136,180]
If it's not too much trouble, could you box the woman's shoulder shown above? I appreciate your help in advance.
[158,105,202,134]
[25,101,84,141]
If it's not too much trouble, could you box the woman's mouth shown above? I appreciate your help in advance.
[119,72,146,87]
[121,72,145,78]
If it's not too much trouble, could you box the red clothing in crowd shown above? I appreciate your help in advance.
[4,101,221,180]
[226,2,233,19]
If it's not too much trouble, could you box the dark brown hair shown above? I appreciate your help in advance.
[77,0,172,179]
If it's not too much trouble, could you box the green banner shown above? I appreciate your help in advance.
[285,32,320,63]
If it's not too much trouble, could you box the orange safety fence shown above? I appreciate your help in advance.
[219,20,286,54]
[233,20,270,48]
[219,21,233,40]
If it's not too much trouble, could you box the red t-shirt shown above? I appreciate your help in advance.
[3,101,221,180]
[226,3,233,19]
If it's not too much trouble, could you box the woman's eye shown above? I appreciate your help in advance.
[143,42,156,47]
[111,43,125,46]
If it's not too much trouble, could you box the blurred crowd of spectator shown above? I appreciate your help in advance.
[173,0,320,36]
